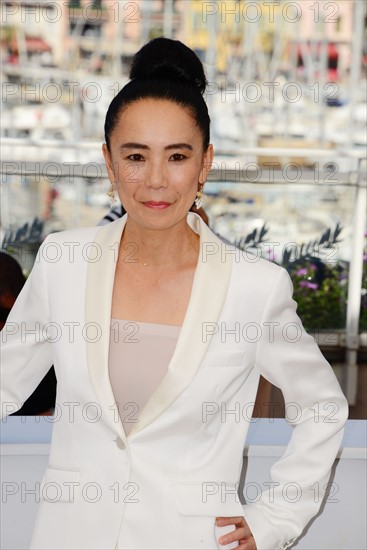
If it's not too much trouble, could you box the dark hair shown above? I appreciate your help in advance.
[104,37,210,151]
[0,252,25,298]
[0,252,26,325]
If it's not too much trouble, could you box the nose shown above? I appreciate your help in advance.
[145,158,168,190]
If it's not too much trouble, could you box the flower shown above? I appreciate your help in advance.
[300,280,318,290]
[296,267,308,276]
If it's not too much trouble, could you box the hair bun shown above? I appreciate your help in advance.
[129,37,207,95]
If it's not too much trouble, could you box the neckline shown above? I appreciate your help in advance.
[111,318,182,328]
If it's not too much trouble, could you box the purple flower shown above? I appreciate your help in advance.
[296,268,308,276]
[309,263,317,271]
[300,280,318,290]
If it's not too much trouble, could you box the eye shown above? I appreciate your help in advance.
[127,154,145,162]
[170,153,186,161]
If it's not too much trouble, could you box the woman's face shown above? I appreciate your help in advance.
[102,98,213,231]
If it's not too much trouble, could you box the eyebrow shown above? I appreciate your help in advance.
[119,142,193,151]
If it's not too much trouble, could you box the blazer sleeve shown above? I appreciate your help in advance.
[241,267,349,550]
[0,237,54,419]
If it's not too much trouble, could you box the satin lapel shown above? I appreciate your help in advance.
[85,212,234,444]
[85,215,128,442]
[128,212,233,438]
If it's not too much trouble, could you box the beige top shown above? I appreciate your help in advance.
[108,319,181,436]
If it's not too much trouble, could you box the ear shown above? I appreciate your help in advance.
[199,144,214,185]
[102,143,115,184]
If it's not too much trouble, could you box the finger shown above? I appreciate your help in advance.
[216,517,253,540]
[241,519,253,539]
[216,516,244,525]
[218,525,246,546]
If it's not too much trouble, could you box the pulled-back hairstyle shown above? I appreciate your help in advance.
[104,37,210,151]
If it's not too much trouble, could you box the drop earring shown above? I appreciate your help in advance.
[107,183,117,205]
[194,185,203,209]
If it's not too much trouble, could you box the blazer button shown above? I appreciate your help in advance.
[115,437,125,449]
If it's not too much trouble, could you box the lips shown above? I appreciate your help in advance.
[143,201,172,209]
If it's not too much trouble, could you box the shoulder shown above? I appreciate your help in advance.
[201,221,287,285]
[224,241,291,296]
[43,225,100,246]
[211,234,284,278]
[36,224,108,266]
[37,218,126,266]
[42,216,125,247]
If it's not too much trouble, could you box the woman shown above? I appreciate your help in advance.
[0,38,348,550]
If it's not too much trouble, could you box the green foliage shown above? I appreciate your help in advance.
[236,223,366,333]
[286,261,348,332]
[279,223,348,332]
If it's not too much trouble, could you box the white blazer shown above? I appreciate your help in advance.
[0,211,348,550]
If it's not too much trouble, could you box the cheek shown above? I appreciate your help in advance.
[117,162,144,186]
[169,163,201,186]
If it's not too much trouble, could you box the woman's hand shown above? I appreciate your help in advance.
[215,516,257,549]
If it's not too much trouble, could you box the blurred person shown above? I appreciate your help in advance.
[0,251,25,330]
[0,251,56,415]
[0,38,348,550]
